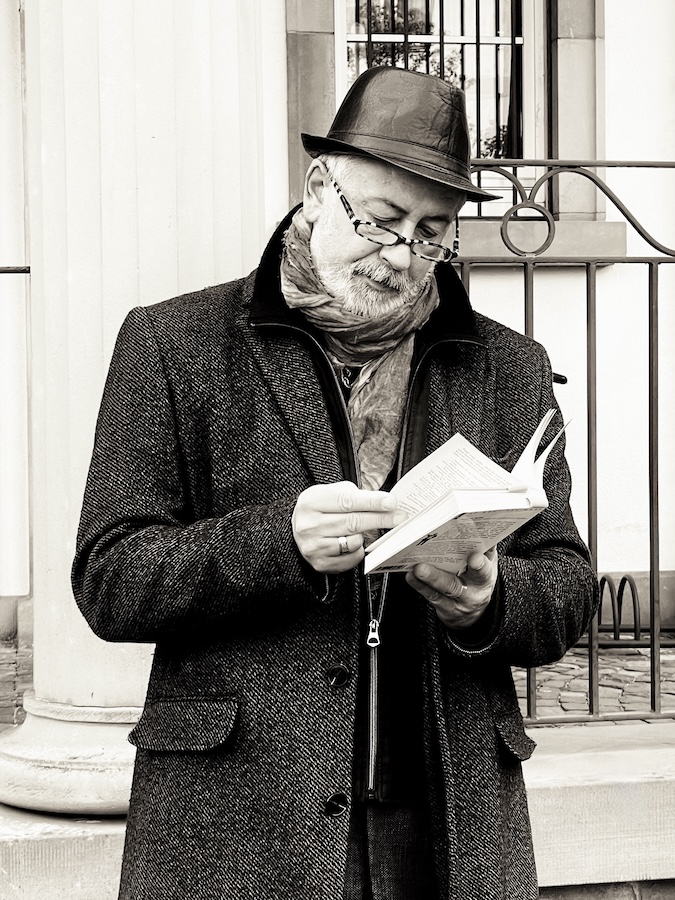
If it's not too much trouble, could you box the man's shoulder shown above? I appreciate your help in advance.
[469,312,556,392]
[141,272,255,340]
[473,311,547,360]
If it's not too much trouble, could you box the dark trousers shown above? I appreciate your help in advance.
[342,801,439,900]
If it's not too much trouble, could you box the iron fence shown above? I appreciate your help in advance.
[462,158,675,724]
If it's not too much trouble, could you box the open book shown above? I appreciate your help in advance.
[363,409,566,575]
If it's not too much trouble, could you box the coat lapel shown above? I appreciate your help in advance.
[416,262,490,456]
[241,317,344,486]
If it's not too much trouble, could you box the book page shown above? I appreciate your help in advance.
[390,434,518,515]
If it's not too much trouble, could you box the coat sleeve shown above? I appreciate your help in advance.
[72,307,329,644]
[443,344,599,668]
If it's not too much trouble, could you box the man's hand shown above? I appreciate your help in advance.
[292,482,406,574]
[406,548,498,629]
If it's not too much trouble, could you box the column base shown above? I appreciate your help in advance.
[0,692,139,814]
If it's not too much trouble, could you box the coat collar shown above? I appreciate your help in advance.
[248,205,485,354]
[243,207,489,481]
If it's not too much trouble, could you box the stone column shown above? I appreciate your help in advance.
[0,0,29,681]
[0,0,154,815]
[0,0,289,815]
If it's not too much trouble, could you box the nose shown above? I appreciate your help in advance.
[378,240,412,272]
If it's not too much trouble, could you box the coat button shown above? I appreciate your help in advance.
[325,664,350,688]
[324,792,349,818]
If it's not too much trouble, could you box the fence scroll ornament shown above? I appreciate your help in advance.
[470,159,675,258]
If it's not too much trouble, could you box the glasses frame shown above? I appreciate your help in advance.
[329,176,458,263]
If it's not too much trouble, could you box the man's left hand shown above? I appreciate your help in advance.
[406,548,498,629]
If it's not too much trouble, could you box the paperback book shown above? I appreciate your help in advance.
[363,409,566,575]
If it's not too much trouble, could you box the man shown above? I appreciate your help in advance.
[73,67,598,900]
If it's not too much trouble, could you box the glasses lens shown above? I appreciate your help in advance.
[355,222,398,245]
[411,243,450,261]
[355,221,452,261]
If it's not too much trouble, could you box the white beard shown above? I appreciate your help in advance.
[316,257,434,318]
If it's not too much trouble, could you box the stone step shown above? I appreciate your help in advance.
[1,720,674,896]
[0,802,125,899]
[525,720,675,887]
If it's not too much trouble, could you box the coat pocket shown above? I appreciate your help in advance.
[494,708,537,761]
[128,697,239,752]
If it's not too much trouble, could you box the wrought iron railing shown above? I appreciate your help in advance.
[461,159,675,724]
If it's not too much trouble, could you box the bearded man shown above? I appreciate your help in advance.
[73,67,598,900]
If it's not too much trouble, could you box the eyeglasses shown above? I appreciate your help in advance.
[329,176,458,263]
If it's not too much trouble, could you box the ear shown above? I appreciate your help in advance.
[303,160,329,224]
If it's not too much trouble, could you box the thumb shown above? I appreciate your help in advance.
[466,552,491,583]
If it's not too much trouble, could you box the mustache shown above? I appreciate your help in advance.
[349,260,420,292]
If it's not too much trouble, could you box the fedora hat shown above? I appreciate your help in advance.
[302,66,498,202]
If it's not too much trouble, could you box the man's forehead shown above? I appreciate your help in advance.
[344,155,463,213]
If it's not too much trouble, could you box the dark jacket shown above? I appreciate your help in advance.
[72,218,598,900]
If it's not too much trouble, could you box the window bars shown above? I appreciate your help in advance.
[344,0,524,158]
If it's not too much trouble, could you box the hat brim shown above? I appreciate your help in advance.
[301,133,500,202]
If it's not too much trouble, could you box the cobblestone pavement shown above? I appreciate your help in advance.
[2,639,675,730]
[0,640,32,730]
[513,643,675,720]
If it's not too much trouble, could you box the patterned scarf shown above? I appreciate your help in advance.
[280,208,440,490]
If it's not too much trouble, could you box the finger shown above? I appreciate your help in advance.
[313,544,365,574]
[335,485,399,513]
[299,482,399,514]
[406,566,467,602]
[319,510,407,537]
[462,548,497,587]
[331,533,364,557]
[411,563,466,596]
[465,551,496,585]
[296,533,365,567]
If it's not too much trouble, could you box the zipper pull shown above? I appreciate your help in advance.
[366,618,381,648]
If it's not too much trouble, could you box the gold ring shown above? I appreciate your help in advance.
[338,536,349,555]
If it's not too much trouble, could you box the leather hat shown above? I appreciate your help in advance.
[302,66,498,202]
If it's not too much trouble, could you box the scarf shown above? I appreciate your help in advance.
[280,208,440,490]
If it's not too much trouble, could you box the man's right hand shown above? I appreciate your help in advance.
[291,481,406,574]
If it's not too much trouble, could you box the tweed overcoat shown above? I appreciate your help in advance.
[73,217,598,900]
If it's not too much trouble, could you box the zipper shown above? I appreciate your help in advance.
[254,321,485,796]
[261,322,390,796]
[367,641,379,797]
[365,571,388,796]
